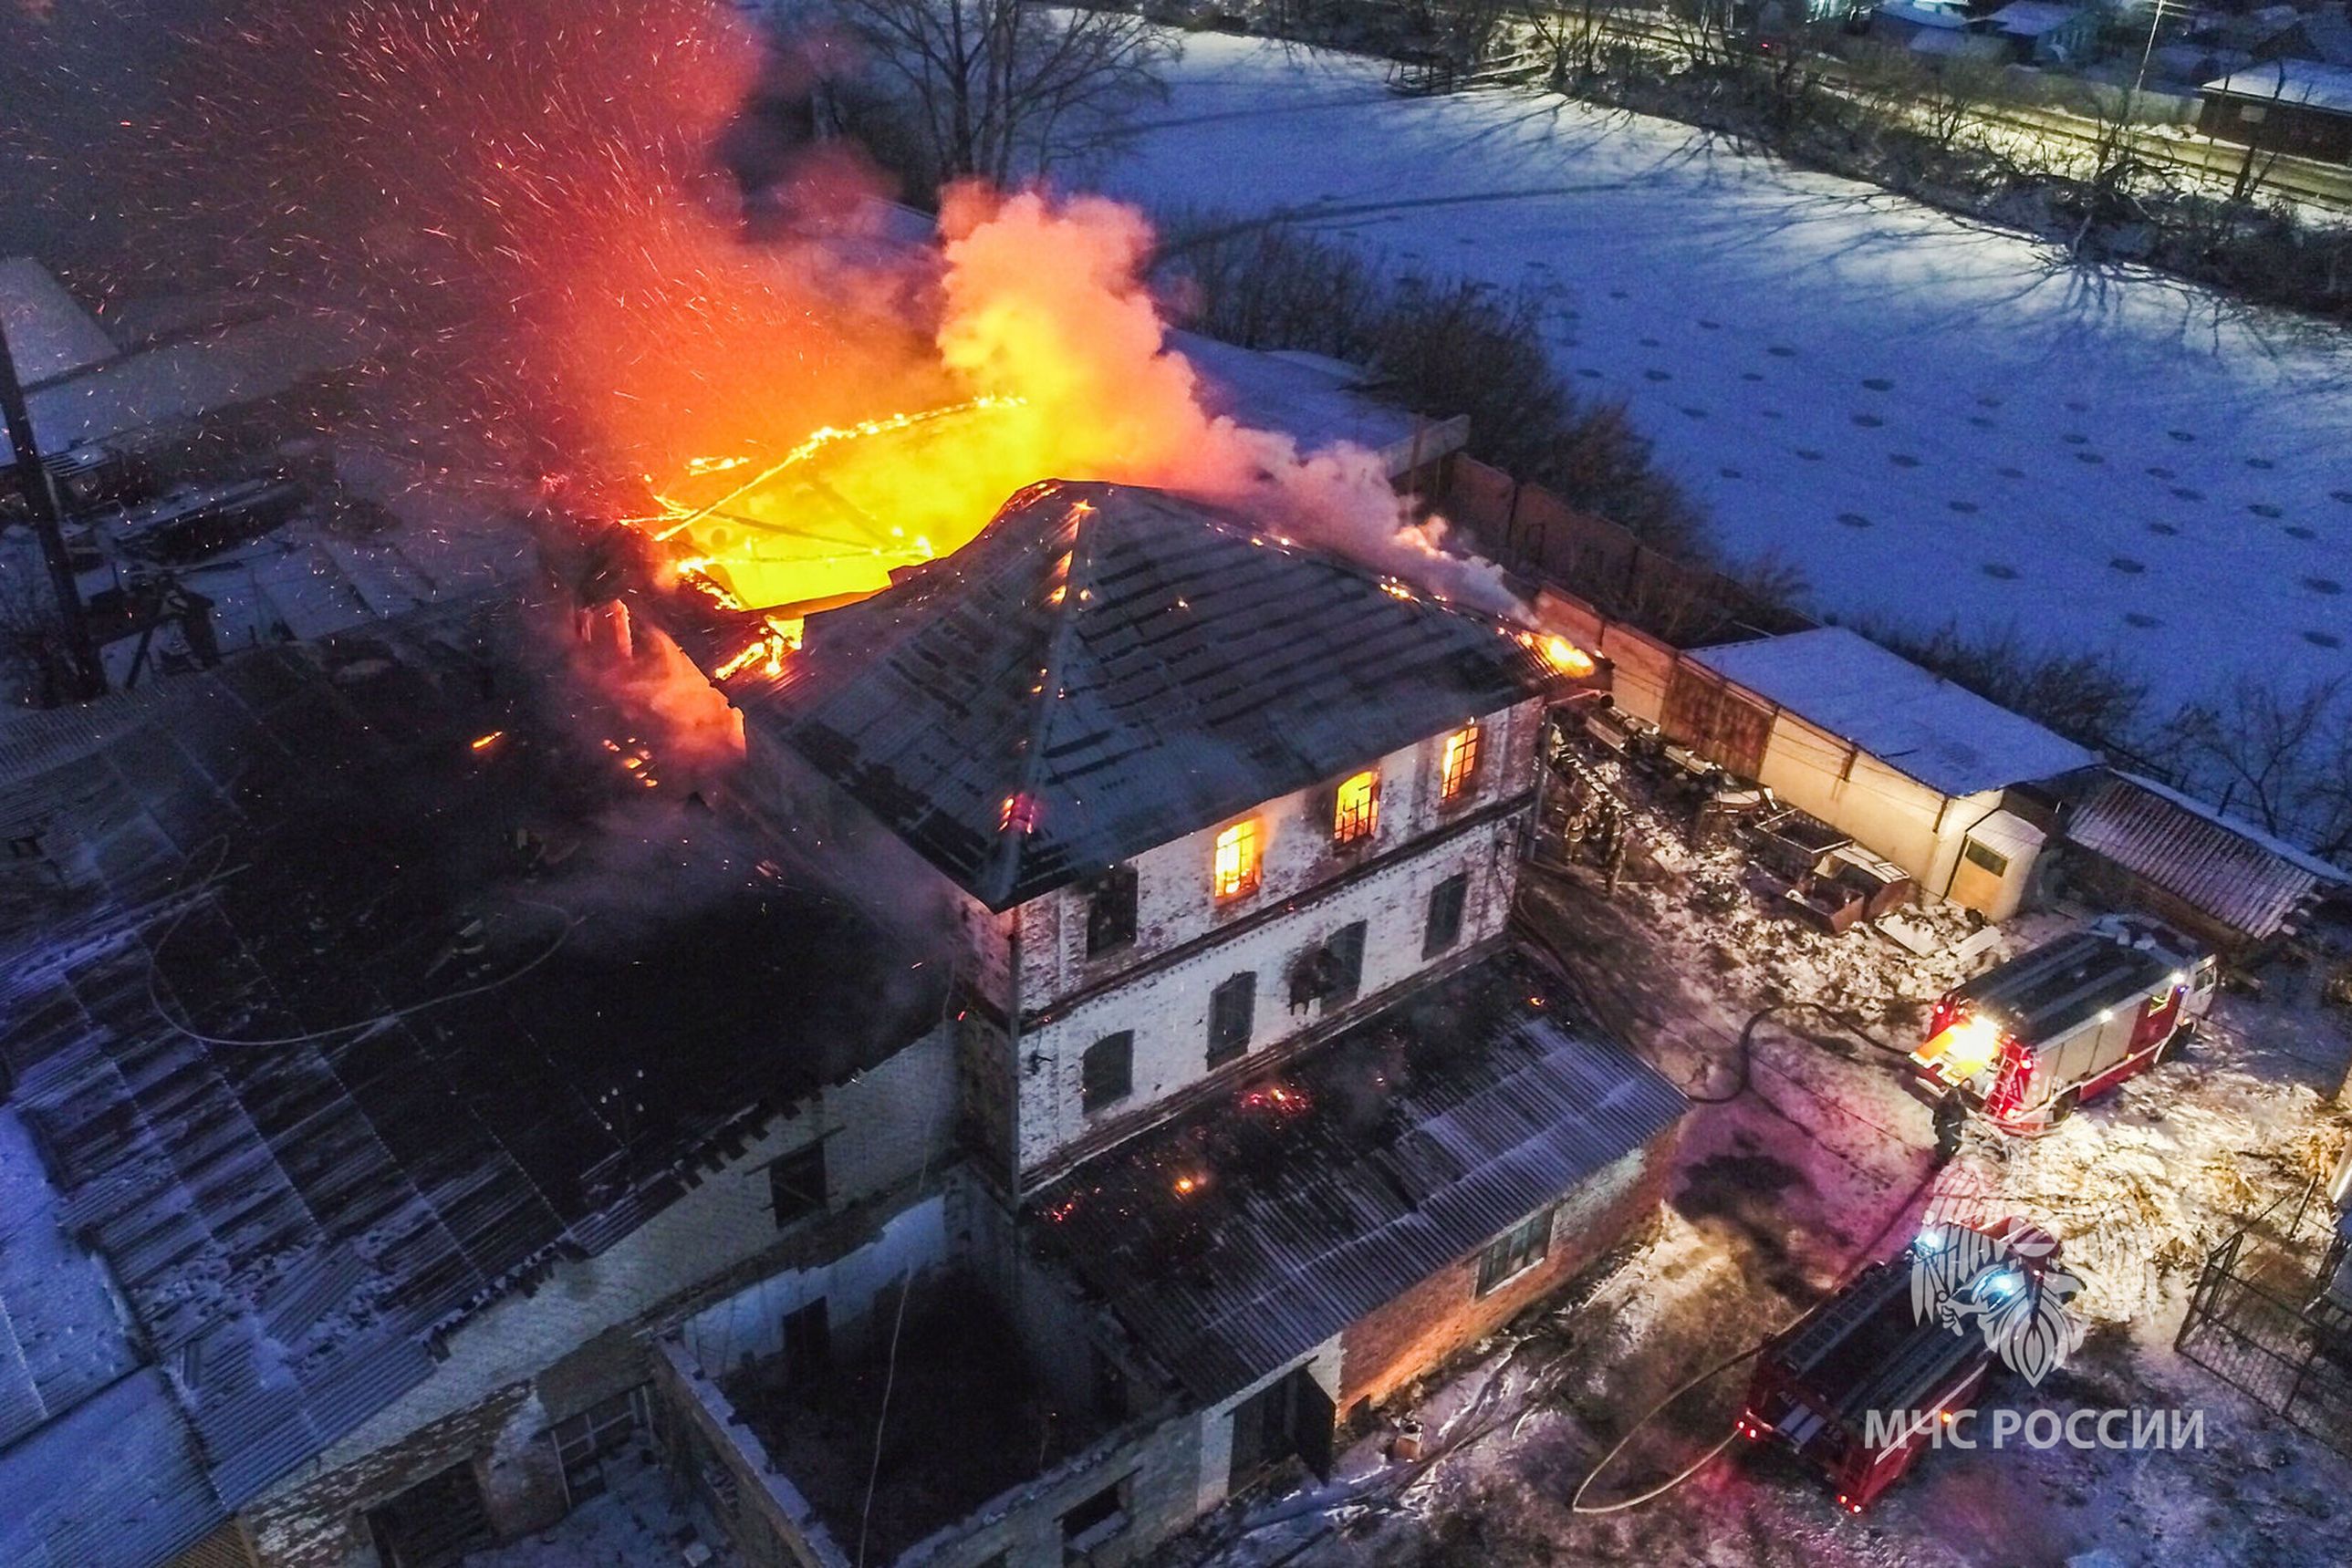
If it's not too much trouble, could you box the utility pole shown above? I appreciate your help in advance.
[0,317,105,701]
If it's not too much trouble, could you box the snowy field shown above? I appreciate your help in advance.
[1100,36,2352,712]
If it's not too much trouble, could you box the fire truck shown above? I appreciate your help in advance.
[1738,1220,2056,1512]
[1911,916,2218,1132]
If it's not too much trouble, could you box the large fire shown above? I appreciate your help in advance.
[26,0,1581,693]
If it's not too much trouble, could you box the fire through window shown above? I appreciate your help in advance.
[1440,723,1482,804]
[1333,770,1379,846]
[1213,820,1261,900]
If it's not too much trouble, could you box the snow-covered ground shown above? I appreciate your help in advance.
[1101,36,2352,712]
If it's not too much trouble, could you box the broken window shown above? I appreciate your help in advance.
[365,1460,494,1568]
[1082,1031,1134,1113]
[1325,920,1367,1005]
[1332,769,1379,846]
[1086,865,1139,956]
[1208,972,1256,1065]
[1212,820,1261,900]
[1423,874,1469,958]
[551,1386,650,1507]
[1475,1205,1555,1297]
[1060,1477,1129,1551]
[1440,722,1482,804]
[769,1140,827,1227]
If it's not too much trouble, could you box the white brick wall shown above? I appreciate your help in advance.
[265,1024,957,1493]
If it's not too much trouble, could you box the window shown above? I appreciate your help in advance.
[5,834,40,860]
[1086,866,1138,956]
[1332,770,1379,846]
[1207,972,1256,1065]
[1475,1206,1555,1297]
[1325,921,1367,1005]
[1440,722,1482,804]
[1081,1032,1134,1113]
[1212,820,1262,900]
[1961,838,2010,877]
[551,1386,650,1505]
[2240,102,2267,122]
[1060,1479,1129,1550]
[780,1298,830,1386]
[769,1141,827,1227]
[1423,874,1469,958]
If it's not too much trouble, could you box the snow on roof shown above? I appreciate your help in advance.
[717,481,1565,910]
[2065,770,2348,941]
[1878,1,1978,28]
[1171,330,1461,477]
[2202,58,2352,112]
[1965,807,2047,860]
[0,258,116,386]
[1991,2,2089,36]
[1688,626,2097,798]
[0,599,950,1537]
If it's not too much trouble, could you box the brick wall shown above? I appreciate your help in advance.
[1336,1131,1674,1415]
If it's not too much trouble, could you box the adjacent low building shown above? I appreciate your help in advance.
[2200,59,2352,162]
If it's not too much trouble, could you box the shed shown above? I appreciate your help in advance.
[2058,770,2349,953]
[1987,1,2098,63]
[1669,627,2096,915]
[2199,59,2352,162]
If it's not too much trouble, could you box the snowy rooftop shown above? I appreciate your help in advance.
[716,481,1564,910]
[0,258,117,386]
[1030,947,1687,1402]
[1990,2,2090,36]
[2064,770,2348,942]
[1688,626,2097,798]
[0,599,947,1563]
[1170,330,1462,477]
[2203,58,2352,111]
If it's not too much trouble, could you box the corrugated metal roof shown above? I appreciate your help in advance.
[1028,948,1686,1401]
[2064,771,2347,941]
[718,481,1560,911]
[0,598,947,1558]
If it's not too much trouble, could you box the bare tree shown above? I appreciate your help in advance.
[1520,0,1620,87]
[829,0,1173,186]
[1916,54,2005,153]
[2160,674,2350,846]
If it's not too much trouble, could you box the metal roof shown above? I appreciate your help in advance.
[2064,771,2347,942]
[1689,628,2097,799]
[2204,59,2352,113]
[0,597,946,1563]
[1027,947,1687,1402]
[717,481,1559,911]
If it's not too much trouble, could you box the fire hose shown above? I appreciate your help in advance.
[1566,1152,1946,1514]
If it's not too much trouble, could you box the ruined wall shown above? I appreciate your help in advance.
[242,1028,956,1567]
[1335,1132,1673,1416]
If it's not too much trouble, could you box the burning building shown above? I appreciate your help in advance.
[639,479,1685,1567]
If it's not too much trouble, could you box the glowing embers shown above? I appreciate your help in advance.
[999,792,1042,836]
[1519,630,1596,678]
[1332,769,1379,846]
[1212,819,1262,900]
[1440,722,1482,804]
[1239,1080,1311,1117]
[1914,1012,2006,1082]
[710,616,804,682]
[602,735,661,790]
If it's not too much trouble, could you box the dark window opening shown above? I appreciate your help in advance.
[1086,866,1138,956]
[1325,921,1367,1005]
[781,1297,831,1386]
[1423,874,1469,958]
[1081,1031,1134,1113]
[1475,1206,1555,1297]
[770,1141,827,1227]
[365,1460,494,1568]
[5,834,40,860]
[1060,1478,1129,1547]
[551,1386,650,1507]
[1228,1366,1337,1490]
[1961,839,2010,877]
[1208,972,1256,1065]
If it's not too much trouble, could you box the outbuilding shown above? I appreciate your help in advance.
[2199,59,2352,163]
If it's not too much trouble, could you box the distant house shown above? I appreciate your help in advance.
[2200,58,2352,162]
[1986,1,2098,64]
[1872,0,2005,57]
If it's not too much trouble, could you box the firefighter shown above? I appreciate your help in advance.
[1932,1086,1966,1165]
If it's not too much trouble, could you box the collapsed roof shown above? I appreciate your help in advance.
[0,596,947,1565]
[1027,947,1687,1402]
[709,480,1561,910]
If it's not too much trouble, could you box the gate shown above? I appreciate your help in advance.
[2176,1179,2352,1455]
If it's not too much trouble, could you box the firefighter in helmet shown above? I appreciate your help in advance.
[1932,1086,1966,1165]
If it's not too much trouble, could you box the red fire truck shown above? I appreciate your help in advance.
[1738,1220,2061,1511]
[1911,916,2218,1132]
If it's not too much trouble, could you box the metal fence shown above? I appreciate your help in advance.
[2176,1179,2352,1455]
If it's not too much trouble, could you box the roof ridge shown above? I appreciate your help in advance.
[974,484,1098,905]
